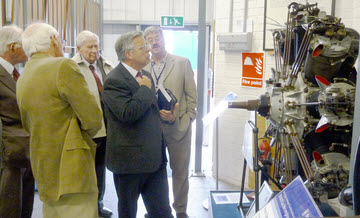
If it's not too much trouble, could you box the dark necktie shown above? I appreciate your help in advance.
[13,68,20,82]
[89,64,103,93]
[136,71,143,78]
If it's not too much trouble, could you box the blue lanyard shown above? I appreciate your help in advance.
[151,62,166,86]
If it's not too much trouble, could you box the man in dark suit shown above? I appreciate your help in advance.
[102,31,173,218]
[0,25,34,218]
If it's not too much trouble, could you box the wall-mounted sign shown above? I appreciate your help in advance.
[160,16,184,28]
[241,53,264,88]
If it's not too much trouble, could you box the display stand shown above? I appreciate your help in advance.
[237,117,282,217]
[238,119,260,217]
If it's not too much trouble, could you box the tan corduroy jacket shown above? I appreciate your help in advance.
[16,53,102,202]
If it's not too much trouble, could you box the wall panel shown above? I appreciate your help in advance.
[104,0,213,24]
[141,0,156,21]
[173,0,185,17]
[155,0,170,20]
[184,0,198,22]
[125,0,141,20]
[111,0,125,20]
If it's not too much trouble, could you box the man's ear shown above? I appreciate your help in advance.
[9,43,16,52]
[50,35,59,48]
[76,46,80,52]
[125,50,132,60]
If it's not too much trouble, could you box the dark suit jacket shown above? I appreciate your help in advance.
[102,63,164,174]
[0,65,30,168]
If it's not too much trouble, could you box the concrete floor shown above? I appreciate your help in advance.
[31,143,242,218]
[28,149,346,218]
[31,169,240,218]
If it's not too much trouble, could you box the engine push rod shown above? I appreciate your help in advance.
[280,130,293,183]
[286,25,313,88]
[282,7,294,79]
[285,123,314,180]
[273,31,283,82]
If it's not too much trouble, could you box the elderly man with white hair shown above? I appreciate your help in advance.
[72,30,114,217]
[0,25,34,218]
[16,23,102,218]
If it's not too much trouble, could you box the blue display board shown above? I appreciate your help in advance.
[253,176,323,218]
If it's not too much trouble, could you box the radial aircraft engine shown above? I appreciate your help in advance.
[229,2,359,202]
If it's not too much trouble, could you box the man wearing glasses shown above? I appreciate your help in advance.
[144,26,197,218]
[102,31,173,218]
[0,25,34,218]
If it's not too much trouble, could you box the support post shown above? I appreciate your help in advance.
[195,0,208,175]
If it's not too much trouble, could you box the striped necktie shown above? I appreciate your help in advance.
[89,64,103,93]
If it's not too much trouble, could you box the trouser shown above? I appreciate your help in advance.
[43,192,98,218]
[167,126,192,213]
[113,165,173,218]
[94,136,107,209]
[0,161,35,218]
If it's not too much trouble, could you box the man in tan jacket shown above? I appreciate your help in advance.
[144,26,197,218]
[72,30,114,217]
[17,23,102,218]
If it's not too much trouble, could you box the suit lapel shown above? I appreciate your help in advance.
[162,54,175,82]
[118,63,139,89]
[0,65,16,93]
[96,58,106,80]
[141,70,156,92]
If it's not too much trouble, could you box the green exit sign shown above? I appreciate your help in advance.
[160,16,184,28]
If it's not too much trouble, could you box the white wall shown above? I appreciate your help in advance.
[213,0,268,186]
[103,0,214,23]
[213,0,360,186]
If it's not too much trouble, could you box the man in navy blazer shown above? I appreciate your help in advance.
[0,25,34,218]
[102,31,173,218]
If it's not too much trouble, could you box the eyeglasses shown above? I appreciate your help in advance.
[146,36,162,43]
[138,43,151,51]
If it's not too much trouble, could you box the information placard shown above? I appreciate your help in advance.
[253,176,323,218]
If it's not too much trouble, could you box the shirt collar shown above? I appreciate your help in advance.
[151,52,168,66]
[80,54,97,68]
[0,57,15,75]
[121,62,139,78]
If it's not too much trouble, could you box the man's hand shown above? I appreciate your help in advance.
[137,75,152,89]
[160,103,179,122]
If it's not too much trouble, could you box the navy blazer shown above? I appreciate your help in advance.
[102,63,164,174]
[0,65,30,167]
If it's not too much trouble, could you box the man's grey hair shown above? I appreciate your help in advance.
[76,30,99,47]
[0,25,23,56]
[22,23,59,57]
[115,31,143,62]
[143,26,164,39]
